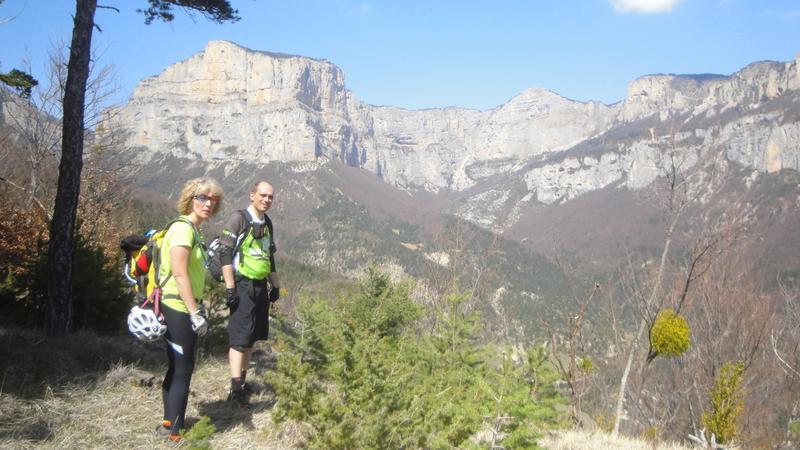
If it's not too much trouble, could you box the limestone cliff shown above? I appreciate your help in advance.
[105,41,800,227]
[105,41,616,192]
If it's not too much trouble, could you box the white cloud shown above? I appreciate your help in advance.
[357,2,373,15]
[610,0,683,14]
[777,9,800,20]
[335,1,374,17]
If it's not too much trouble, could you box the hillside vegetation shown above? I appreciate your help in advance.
[0,330,694,450]
[2,267,570,449]
[1,267,704,450]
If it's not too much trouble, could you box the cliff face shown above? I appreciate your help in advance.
[117,42,353,163]
[106,41,800,224]
[111,41,619,193]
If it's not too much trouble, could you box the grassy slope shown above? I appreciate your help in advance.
[0,327,297,449]
[0,257,344,449]
[1,326,701,450]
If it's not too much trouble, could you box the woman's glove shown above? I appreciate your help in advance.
[225,287,238,309]
[190,309,208,336]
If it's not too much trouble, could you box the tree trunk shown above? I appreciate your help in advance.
[613,216,678,434]
[46,0,97,336]
[612,318,646,436]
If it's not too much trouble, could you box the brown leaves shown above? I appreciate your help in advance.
[0,206,49,276]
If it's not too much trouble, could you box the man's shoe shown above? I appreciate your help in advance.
[227,388,248,404]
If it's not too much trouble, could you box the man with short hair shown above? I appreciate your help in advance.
[217,181,280,403]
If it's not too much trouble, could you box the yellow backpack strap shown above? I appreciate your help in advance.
[154,217,201,289]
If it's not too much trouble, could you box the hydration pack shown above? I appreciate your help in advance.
[206,209,274,282]
[119,217,199,315]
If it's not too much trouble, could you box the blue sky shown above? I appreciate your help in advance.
[2,0,799,111]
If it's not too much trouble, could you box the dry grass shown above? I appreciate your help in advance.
[539,429,701,450]
[0,327,302,449]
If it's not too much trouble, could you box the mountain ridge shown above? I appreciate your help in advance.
[97,41,800,317]
[104,41,800,203]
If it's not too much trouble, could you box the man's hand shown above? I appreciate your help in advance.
[190,309,208,336]
[225,287,238,309]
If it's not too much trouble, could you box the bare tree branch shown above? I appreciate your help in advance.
[0,176,52,219]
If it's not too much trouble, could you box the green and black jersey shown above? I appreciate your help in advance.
[218,207,276,280]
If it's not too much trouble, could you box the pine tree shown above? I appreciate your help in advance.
[47,0,239,335]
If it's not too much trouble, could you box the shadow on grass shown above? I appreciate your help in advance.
[0,326,167,400]
[195,346,279,433]
[196,382,277,433]
[0,406,55,444]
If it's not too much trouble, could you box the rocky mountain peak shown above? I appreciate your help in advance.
[619,57,800,122]
[106,42,800,221]
[131,40,349,112]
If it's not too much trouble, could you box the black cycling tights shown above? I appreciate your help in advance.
[161,304,197,434]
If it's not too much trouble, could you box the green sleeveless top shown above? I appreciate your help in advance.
[160,217,206,313]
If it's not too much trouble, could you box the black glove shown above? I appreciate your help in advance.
[269,286,280,303]
[225,287,238,309]
[268,273,280,303]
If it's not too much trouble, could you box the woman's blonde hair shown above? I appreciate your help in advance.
[177,177,224,216]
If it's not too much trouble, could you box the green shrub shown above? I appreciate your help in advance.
[701,361,745,444]
[269,269,567,449]
[789,419,800,436]
[650,309,691,357]
[349,265,422,337]
[182,415,216,450]
[578,357,593,373]
[197,281,234,355]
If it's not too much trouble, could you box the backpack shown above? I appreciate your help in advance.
[206,209,274,282]
[119,217,200,315]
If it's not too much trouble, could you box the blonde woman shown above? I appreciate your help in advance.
[156,177,223,443]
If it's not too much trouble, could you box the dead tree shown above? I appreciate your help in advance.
[612,135,729,435]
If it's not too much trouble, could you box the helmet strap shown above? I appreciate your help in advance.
[141,287,165,323]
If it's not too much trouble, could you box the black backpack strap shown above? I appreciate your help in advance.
[232,209,252,258]
[265,213,277,272]
[239,209,252,233]
[236,209,276,272]
[265,214,276,254]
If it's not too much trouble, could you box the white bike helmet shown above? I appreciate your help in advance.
[127,306,167,342]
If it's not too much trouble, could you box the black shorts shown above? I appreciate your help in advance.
[228,277,270,347]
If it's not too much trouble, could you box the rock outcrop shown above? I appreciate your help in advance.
[105,41,800,227]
